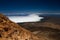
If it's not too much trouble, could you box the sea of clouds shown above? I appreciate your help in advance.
[8,14,43,23]
[5,12,60,23]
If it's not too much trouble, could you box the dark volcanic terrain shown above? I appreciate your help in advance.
[18,15,60,40]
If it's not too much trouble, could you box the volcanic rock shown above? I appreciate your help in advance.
[0,14,40,40]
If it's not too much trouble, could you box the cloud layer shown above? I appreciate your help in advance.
[8,14,43,23]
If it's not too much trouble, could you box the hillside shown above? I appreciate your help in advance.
[0,14,40,40]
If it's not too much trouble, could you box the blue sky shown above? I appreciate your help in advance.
[0,0,60,16]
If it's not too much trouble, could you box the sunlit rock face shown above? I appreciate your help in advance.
[0,14,40,40]
[8,14,44,23]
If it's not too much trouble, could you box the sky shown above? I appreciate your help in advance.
[0,0,60,23]
[0,0,60,16]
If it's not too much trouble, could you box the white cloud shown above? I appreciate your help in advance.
[8,14,44,23]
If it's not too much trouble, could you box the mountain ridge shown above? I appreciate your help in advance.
[0,14,40,40]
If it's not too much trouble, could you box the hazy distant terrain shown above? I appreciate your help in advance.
[18,14,60,40]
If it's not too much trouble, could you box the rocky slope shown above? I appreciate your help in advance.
[0,14,40,40]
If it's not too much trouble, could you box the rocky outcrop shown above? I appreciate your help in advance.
[0,14,40,40]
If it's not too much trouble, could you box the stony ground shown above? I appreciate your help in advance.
[0,14,40,40]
